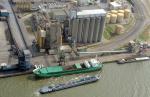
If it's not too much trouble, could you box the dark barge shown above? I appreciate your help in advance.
[117,56,150,64]
[39,75,100,94]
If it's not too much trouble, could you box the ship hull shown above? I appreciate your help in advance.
[34,67,102,78]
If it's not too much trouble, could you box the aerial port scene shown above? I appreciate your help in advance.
[0,0,150,97]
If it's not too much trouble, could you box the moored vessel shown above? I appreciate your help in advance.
[117,56,150,64]
[33,59,103,78]
[39,75,101,94]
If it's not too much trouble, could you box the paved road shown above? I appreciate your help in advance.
[3,0,27,50]
[89,0,150,51]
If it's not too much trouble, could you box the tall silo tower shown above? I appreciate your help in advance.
[69,8,106,43]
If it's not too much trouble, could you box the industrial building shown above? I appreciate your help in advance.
[14,0,109,51]
[11,0,55,3]
[69,9,106,43]
[31,5,107,48]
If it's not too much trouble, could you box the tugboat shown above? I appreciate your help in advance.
[39,75,101,94]
[117,56,150,64]
[33,59,103,78]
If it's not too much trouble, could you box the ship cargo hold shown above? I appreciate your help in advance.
[33,59,103,78]
[39,75,101,94]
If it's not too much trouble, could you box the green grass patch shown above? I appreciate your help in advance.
[103,24,116,40]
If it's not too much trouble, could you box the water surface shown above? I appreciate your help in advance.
[0,61,150,97]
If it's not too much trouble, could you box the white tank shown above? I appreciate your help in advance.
[118,10,124,14]
[124,9,131,19]
[111,10,118,14]
[110,14,117,23]
[117,13,124,23]
[106,14,110,23]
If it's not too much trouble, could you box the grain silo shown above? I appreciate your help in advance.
[88,18,96,43]
[83,18,90,43]
[93,17,101,42]
[118,10,124,14]
[98,16,106,41]
[110,14,117,23]
[71,19,79,41]
[117,13,124,23]
[77,19,84,43]
[111,10,118,14]
[69,9,106,43]
[106,14,110,23]
[46,22,62,47]
[124,9,131,19]
[37,30,46,48]
[115,25,124,35]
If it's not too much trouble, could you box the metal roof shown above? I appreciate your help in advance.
[77,9,106,18]
[109,2,121,7]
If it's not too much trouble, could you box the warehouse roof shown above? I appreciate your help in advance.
[77,9,106,18]
[109,2,121,7]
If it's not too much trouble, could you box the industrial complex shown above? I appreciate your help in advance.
[0,0,142,75]
[1,0,150,97]
[0,0,150,80]
[9,0,132,52]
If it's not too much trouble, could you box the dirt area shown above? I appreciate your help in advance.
[0,22,10,63]
[137,25,150,43]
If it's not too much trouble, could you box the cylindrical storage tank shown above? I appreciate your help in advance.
[110,14,117,23]
[111,10,118,14]
[124,9,131,19]
[118,10,124,14]
[38,30,46,48]
[83,18,90,43]
[107,12,111,15]
[117,13,124,23]
[115,25,124,35]
[106,14,111,23]
[88,18,96,43]
[71,19,79,42]
[98,16,106,42]
[77,19,84,42]
[94,17,101,42]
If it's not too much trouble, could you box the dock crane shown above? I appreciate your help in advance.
[17,50,32,70]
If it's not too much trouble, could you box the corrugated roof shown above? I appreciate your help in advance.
[77,9,106,18]
[110,2,121,7]
[77,9,106,16]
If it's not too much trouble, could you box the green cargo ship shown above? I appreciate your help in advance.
[33,59,103,78]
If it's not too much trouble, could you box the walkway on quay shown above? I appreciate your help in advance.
[3,0,27,50]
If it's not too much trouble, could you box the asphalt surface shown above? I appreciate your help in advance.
[4,0,27,50]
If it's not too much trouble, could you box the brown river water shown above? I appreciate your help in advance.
[0,61,150,97]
